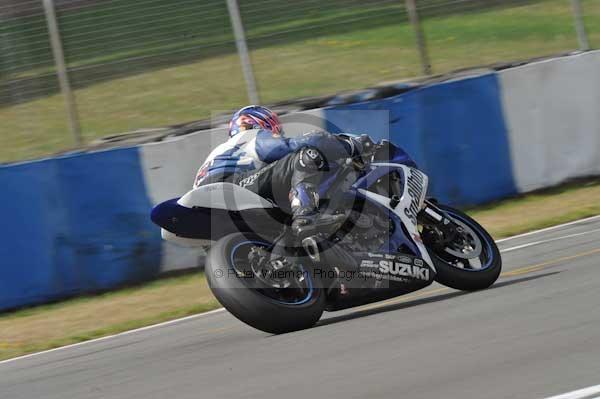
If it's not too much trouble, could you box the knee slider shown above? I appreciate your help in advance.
[297,146,327,171]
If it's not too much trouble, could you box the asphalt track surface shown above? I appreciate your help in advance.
[2,216,600,399]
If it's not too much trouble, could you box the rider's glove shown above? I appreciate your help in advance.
[338,134,376,170]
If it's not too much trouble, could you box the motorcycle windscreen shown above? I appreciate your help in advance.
[372,140,417,168]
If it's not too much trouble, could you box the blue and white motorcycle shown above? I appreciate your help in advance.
[151,139,501,334]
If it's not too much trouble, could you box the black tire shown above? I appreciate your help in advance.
[429,205,502,291]
[206,233,325,334]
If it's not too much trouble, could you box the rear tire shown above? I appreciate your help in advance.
[206,233,325,334]
[429,205,502,291]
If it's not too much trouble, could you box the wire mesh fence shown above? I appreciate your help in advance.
[0,0,597,163]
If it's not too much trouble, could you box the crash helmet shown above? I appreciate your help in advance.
[228,105,283,138]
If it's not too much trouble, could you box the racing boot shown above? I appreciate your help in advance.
[289,182,320,236]
[266,182,320,269]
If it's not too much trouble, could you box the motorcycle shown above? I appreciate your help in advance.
[151,139,501,334]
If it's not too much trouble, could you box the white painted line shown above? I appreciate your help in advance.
[0,308,225,366]
[496,215,600,243]
[543,383,600,399]
[1,213,599,366]
[501,227,600,253]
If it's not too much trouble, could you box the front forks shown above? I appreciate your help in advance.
[418,199,459,249]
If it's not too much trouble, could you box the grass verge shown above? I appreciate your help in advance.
[1,177,599,361]
[468,178,600,238]
[0,273,220,361]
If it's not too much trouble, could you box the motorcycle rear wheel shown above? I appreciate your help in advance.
[206,233,325,334]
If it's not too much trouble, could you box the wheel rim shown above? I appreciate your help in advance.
[428,210,495,272]
[229,240,315,305]
[442,218,483,260]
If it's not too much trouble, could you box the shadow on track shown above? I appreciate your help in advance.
[314,271,561,329]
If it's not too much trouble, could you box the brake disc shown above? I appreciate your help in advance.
[443,218,483,260]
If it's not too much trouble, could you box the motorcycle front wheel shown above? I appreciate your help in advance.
[206,233,325,334]
[422,204,502,291]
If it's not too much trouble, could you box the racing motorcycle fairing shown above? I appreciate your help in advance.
[150,196,287,242]
[179,182,275,211]
[350,163,434,269]
[324,251,435,311]
[151,182,289,242]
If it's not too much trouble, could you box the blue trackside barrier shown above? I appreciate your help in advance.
[324,73,517,205]
[0,147,161,311]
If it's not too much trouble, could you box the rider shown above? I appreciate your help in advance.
[194,105,372,233]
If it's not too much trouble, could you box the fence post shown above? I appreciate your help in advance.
[226,0,260,104]
[43,0,82,146]
[405,0,432,75]
[570,0,590,51]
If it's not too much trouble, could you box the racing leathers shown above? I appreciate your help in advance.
[194,129,363,232]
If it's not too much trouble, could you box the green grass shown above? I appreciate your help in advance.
[469,178,600,238]
[1,177,599,361]
[1,0,599,163]
[0,272,220,361]
[2,0,401,79]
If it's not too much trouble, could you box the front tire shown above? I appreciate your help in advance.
[427,205,502,291]
[206,233,325,334]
